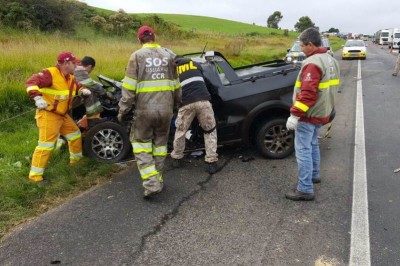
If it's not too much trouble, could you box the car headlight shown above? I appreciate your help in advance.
[286,56,293,62]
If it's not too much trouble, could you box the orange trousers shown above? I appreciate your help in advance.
[29,110,82,182]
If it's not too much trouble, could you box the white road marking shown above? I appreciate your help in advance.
[349,60,371,266]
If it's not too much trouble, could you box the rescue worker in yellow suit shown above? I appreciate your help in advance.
[26,51,90,184]
[118,26,181,198]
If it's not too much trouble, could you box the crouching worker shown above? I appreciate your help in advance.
[171,56,219,174]
[26,51,87,184]
[74,56,114,128]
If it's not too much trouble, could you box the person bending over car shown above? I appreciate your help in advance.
[74,56,114,128]
[118,25,181,198]
[171,56,219,174]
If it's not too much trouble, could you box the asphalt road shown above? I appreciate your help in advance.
[0,44,398,265]
[361,44,400,265]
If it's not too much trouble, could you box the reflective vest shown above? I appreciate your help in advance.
[28,67,78,115]
[121,43,180,112]
[293,53,340,119]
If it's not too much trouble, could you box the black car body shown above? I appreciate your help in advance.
[73,51,300,163]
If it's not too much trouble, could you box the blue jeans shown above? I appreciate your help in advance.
[295,121,322,193]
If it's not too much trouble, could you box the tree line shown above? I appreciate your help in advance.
[266,11,340,33]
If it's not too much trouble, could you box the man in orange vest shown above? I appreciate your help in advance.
[26,51,90,184]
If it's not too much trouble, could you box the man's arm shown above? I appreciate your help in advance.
[74,67,105,96]
[118,53,138,114]
[172,59,181,110]
[25,69,52,100]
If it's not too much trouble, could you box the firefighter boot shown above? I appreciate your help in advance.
[29,175,49,186]
[143,182,164,199]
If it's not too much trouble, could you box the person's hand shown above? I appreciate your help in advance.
[33,96,48,110]
[105,91,115,100]
[80,88,91,96]
[286,115,300,130]
[117,113,125,123]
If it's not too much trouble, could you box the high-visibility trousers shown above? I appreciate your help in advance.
[28,110,82,181]
[130,110,172,191]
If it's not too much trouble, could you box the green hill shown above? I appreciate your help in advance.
[137,13,297,37]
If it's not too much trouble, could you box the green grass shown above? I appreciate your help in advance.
[0,16,345,238]
[143,13,298,37]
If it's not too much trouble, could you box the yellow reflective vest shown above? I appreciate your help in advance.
[27,67,79,115]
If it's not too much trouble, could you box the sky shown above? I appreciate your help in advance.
[80,0,400,35]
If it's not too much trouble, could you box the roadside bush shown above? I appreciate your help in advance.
[246,31,262,37]
[0,0,92,32]
[283,29,289,36]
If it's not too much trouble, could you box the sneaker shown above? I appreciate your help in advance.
[393,73,397,76]
[143,183,164,199]
[312,178,321,184]
[207,162,218,174]
[285,188,315,201]
[172,159,182,168]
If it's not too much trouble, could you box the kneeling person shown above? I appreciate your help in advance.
[171,57,219,174]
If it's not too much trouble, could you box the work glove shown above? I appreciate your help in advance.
[33,96,48,110]
[286,115,300,131]
[117,112,125,123]
[105,91,115,100]
[80,88,92,96]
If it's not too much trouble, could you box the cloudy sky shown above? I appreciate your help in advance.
[81,0,399,35]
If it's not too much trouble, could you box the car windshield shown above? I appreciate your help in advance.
[290,42,301,52]
[322,39,330,48]
[345,40,365,47]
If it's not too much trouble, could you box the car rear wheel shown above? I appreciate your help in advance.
[84,121,131,163]
[255,118,294,159]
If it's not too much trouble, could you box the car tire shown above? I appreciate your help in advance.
[255,118,294,159]
[83,121,131,163]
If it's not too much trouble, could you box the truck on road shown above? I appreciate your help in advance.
[392,28,400,49]
[380,28,393,45]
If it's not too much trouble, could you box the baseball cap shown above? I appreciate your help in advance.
[57,51,80,63]
[137,25,155,39]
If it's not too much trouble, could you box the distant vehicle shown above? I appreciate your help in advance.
[284,41,305,64]
[380,29,393,45]
[374,30,381,44]
[392,28,400,49]
[342,39,367,60]
[284,38,333,64]
[322,38,334,56]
